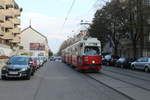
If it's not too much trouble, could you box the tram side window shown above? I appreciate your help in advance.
[84,46,100,55]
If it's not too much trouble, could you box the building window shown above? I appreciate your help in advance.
[147,17,150,24]
[149,32,150,41]
[146,0,150,6]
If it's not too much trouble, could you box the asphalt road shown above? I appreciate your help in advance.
[0,61,132,100]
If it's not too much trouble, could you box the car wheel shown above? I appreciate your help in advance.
[106,62,109,66]
[144,67,149,72]
[121,64,124,68]
[31,71,34,76]
[131,65,135,70]
[26,74,31,80]
[1,76,6,80]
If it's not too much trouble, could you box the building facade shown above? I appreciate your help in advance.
[0,0,22,57]
[122,0,150,58]
[106,0,150,58]
[19,26,49,57]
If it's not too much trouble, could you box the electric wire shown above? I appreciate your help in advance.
[60,0,76,32]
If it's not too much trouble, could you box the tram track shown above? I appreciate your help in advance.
[101,72,150,92]
[65,64,150,100]
[84,73,135,100]
[83,70,150,100]
[104,66,150,79]
[103,69,150,82]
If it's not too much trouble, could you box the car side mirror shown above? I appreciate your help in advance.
[6,62,11,65]
[29,61,33,65]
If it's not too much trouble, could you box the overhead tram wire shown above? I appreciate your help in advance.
[60,0,109,37]
[82,0,109,21]
[73,0,109,37]
[72,0,99,35]
[60,0,76,32]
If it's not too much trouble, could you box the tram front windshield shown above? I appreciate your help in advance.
[84,46,100,55]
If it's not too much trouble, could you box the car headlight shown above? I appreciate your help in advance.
[2,67,7,70]
[21,68,28,71]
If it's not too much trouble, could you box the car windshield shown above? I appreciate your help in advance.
[8,56,29,65]
[105,55,111,59]
[118,58,126,62]
[84,46,100,55]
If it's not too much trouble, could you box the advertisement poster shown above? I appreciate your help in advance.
[30,43,45,50]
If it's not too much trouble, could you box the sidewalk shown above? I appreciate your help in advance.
[0,59,7,77]
[0,59,8,67]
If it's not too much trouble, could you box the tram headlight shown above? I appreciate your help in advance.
[92,61,95,64]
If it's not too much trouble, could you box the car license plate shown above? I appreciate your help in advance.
[9,72,18,74]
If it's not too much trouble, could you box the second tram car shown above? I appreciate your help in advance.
[62,37,102,72]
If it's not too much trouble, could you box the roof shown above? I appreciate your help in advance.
[21,26,48,43]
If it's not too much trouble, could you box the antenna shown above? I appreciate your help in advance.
[29,19,32,27]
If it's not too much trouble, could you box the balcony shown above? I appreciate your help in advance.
[13,9,21,16]
[2,32,13,40]
[11,36,20,43]
[12,27,21,34]
[2,20,14,29]
[0,29,4,36]
[4,0,14,6]
[0,10,4,22]
[4,8,14,18]
[0,0,5,9]
[11,18,20,25]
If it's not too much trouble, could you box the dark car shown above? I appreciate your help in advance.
[102,55,112,65]
[1,56,33,80]
[115,57,130,68]
[109,55,120,66]
[102,54,119,66]
[43,57,47,63]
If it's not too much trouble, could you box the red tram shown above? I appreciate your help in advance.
[62,38,102,72]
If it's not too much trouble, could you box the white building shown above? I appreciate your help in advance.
[19,26,49,57]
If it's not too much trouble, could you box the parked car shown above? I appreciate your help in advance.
[115,57,130,68]
[41,56,47,64]
[50,56,62,62]
[38,56,45,67]
[50,56,57,61]
[31,56,39,71]
[102,54,119,66]
[1,56,33,80]
[34,57,41,69]
[54,56,62,62]
[102,54,112,65]
[109,55,120,66]
[131,57,150,72]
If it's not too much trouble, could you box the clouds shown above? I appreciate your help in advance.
[20,12,82,53]
[16,0,108,53]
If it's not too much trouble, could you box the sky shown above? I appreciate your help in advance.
[15,0,107,53]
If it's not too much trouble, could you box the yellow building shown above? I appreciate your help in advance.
[0,0,22,56]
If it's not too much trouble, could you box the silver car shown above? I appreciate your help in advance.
[131,57,150,72]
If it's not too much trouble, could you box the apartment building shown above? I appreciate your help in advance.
[0,0,22,56]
